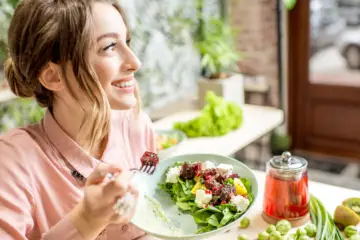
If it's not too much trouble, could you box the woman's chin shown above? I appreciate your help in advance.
[109,96,137,110]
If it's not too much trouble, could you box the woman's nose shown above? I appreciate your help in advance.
[120,48,142,72]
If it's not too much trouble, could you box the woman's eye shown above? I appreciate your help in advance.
[103,42,117,51]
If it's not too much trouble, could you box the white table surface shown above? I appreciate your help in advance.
[151,104,360,239]
[146,170,360,240]
[207,170,360,239]
[153,105,284,157]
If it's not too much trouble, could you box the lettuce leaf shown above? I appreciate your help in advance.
[174,91,243,137]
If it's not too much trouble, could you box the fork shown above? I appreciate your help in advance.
[104,151,159,182]
[129,151,159,175]
[112,151,159,215]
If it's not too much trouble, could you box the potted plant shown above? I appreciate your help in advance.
[194,0,244,108]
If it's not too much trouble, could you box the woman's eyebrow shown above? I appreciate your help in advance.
[96,32,119,42]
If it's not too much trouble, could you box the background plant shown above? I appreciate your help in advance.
[0,98,44,133]
[0,0,18,63]
[282,0,297,10]
[194,0,242,79]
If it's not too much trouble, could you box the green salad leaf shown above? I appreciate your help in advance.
[176,201,192,211]
[224,178,234,185]
[240,178,254,203]
[207,214,220,227]
[173,91,243,137]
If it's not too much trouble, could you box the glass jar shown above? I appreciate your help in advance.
[262,151,310,226]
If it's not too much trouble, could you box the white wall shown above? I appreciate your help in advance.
[280,4,289,134]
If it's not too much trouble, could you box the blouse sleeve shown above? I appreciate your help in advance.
[0,137,83,240]
[0,138,36,240]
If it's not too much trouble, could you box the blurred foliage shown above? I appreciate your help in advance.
[194,0,242,78]
[0,98,45,133]
[0,1,43,134]
[121,0,202,108]
[270,131,292,155]
[195,18,241,78]
[0,0,19,62]
[282,0,297,10]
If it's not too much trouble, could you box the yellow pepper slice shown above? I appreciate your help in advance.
[234,178,247,196]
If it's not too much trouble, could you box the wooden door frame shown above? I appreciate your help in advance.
[287,1,360,159]
[287,0,310,150]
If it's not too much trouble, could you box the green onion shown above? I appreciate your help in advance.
[310,195,344,240]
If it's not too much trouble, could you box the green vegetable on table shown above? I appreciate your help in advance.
[304,223,317,237]
[334,198,360,228]
[269,231,282,240]
[267,224,277,234]
[237,234,249,240]
[240,217,250,228]
[276,219,291,235]
[173,91,243,138]
[349,235,360,240]
[310,195,344,240]
[284,234,297,240]
[344,225,358,238]
[258,231,270,240]
[297,236,310,240]
[296,228,307,237]
[342,198,360,217]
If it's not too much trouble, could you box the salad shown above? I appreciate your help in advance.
[156,133,179,152]
[159,161,254,234]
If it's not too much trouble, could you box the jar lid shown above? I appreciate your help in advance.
[269,151,307,171]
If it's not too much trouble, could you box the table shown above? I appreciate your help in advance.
[153,105,284,158]
[207,170,360,239]
[151,104,360,239]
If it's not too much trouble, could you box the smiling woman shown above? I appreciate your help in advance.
[0,0,156,240]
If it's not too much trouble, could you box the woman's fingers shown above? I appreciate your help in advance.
[127,184,139,199]
[86,163,122,186]
[85,163,140,225]
[102,169,133,200]
[110,189,139,224]
[110,204,137,224]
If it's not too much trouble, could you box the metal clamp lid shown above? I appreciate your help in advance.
[269,151,308,171]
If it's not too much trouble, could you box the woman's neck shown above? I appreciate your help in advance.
[51,102,106,159]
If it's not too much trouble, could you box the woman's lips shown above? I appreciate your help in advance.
[111,77,135,93]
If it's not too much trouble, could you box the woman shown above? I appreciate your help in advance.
[0,0,156,239]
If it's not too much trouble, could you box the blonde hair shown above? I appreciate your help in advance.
[4,0,141,154]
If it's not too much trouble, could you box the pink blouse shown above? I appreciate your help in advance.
[0,109,156,240]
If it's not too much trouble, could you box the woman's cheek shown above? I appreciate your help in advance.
[93,60,118,87]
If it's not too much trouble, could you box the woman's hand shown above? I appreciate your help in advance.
[70,163,139,240]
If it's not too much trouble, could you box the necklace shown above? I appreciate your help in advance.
[43,129,87,183]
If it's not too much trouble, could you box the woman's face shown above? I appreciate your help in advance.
[89,2,141,110]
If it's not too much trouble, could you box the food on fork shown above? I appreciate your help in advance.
[140,151,159,166]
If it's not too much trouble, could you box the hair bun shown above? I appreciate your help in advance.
[4,57,34,98]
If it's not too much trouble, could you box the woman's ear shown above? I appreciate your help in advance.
[38,62,65,92]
